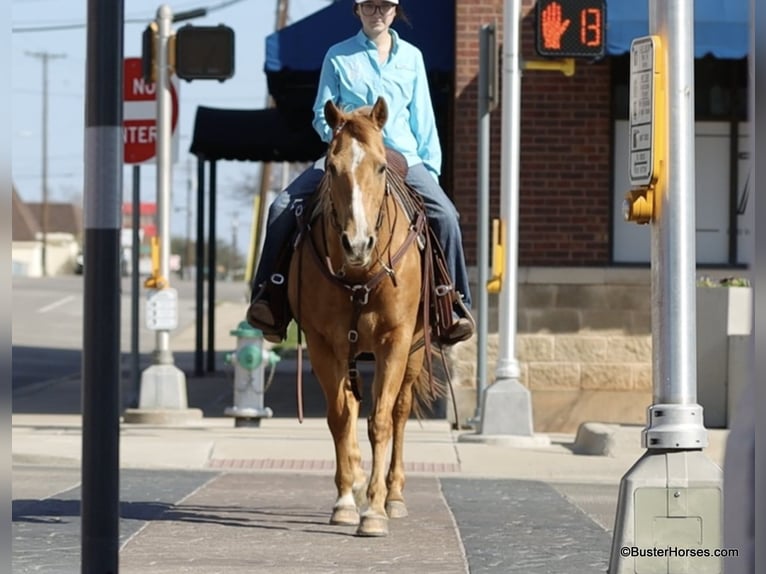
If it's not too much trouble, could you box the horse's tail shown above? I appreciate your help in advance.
[410,347,448,420]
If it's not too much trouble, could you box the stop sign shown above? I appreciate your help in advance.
[123,57,179,164]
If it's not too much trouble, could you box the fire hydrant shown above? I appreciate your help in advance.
[224,321,280,428]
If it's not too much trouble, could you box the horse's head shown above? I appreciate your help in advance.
[322,97,389,269]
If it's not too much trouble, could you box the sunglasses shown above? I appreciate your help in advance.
[359,2,396,16]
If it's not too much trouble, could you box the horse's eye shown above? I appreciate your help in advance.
[378,163,387,175]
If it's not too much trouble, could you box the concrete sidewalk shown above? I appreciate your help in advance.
[12,300,730,574]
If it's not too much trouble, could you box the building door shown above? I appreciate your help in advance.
[612,121,751,265]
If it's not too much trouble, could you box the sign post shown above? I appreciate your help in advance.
[609,3,723,572]
[123,8,201,425]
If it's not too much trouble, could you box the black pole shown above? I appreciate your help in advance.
[82,0,123,571]
[130,165,140,408]
[195,158,205,376]
[206,161,217,372]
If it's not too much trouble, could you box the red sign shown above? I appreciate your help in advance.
[123,57,179,164]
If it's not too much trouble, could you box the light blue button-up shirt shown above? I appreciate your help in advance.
[312,29,442,180]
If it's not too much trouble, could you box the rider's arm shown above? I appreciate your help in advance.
[312,51,338,143]
[408,50,442,182]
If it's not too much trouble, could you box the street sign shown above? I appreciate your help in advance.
[123,57,180,164]
[629,36,664,187]
[145,287,178,331]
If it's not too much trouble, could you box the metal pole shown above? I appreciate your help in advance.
[41,55,49,277]
[609,2,721,570]
[643,0,706,448]
[195,158,205,376]
[472,0,538,440]
[81,0,123,569]
[186,157,195,279]
[153,4,173,365]
[472,24,493,426]
[207,161,217,372]
[130,165,140,408]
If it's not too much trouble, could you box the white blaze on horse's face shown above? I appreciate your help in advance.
[340,137,377,267]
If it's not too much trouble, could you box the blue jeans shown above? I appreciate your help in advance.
[252,160,472,309]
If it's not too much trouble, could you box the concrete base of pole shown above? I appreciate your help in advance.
[608,450,723,573]
[123,364,202,424]
[475,377,537,437]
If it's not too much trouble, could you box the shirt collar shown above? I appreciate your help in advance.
[355,28,400,54]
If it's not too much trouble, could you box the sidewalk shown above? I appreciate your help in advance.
[12,301,730,573]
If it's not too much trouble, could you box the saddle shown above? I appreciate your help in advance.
[251,149,459,345]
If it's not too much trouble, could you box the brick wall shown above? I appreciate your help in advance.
[454,0,613,266]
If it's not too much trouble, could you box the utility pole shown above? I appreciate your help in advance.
[251,0,289,281]
[26,50,65,277]
[231,211,239,279]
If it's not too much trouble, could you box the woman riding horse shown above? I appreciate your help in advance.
[247,0,474,346]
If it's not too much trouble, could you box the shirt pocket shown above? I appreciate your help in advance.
[390,63,417,102]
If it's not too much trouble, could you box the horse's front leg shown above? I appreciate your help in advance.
[385,345,425,520]
[357,339,410,537]
[307,332,366,526]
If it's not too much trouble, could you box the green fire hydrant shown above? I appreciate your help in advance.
[224,321,280,427]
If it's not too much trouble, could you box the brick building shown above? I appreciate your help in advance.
[193,0,750,431]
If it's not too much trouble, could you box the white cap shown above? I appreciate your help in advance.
[355,0,399,4]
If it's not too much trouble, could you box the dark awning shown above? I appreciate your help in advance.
[189,106,326,163]
[607,0,749,59]
[265,0,455,74]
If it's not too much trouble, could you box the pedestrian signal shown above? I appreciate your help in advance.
[535,0,605,58]
[175,24,235,81]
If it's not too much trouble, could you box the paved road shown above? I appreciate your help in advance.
[11,276,248,391]
[13,466,618,574]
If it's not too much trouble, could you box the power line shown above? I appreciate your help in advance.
[12,0,248,33]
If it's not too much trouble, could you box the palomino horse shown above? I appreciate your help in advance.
[288,97,437,537]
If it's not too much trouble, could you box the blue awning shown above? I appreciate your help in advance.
[265,0,455,73]
[607,0,750,59]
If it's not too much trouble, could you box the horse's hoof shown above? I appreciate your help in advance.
[356,512,389,537]
[330,506,360,526]
[385,500,408,519]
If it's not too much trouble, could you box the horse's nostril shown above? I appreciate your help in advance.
[367,236,375,250]
[341,233,353,253]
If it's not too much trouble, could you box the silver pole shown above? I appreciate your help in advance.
[643,0,706,448]
[496,0,521,384]
[153,4,173,364]
[474,0,537,439]
[472,24,493,426]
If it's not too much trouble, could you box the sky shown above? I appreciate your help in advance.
[11,0,333,256]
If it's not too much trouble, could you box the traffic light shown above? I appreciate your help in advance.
[535,0,605,58]
[174,24,235,81]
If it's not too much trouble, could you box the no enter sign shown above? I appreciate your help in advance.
[123,57,180,164]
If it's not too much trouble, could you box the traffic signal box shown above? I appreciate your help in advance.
[142,23,235,83]
[535,0,606,59]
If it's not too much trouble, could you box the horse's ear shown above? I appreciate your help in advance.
[370,97,388,130]
[324,100,342,131]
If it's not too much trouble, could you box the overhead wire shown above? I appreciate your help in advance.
[12,0,248,33]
